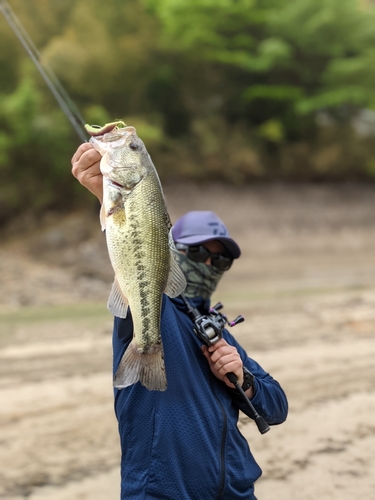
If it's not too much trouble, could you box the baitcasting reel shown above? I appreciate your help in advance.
[192,301,245,346]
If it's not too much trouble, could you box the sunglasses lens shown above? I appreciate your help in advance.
[211,255,233,271]
[183,244,233,271]
[187,245,210,262]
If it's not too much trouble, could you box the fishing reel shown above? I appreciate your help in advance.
[192,302,245,347]
[180,294,270,435]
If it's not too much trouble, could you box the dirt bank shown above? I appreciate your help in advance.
[1,183,375,499]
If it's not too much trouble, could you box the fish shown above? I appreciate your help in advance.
[85,121,186,391]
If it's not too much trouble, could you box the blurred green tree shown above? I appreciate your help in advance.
[1,0,375,225]
[143,0,375,179]
[147,0,375,128]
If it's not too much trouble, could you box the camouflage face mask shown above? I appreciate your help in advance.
[174,251,224,299]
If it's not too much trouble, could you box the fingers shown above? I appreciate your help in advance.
[71,143,103,201]
[71,142,93,166]
[71,143,101,179]
[201,345,214,368]
[203,340,243,387]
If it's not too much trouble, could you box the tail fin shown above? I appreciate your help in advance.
[113,340,167,391]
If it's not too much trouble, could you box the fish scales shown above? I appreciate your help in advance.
[85,122,186,391]
[110,176,170,352]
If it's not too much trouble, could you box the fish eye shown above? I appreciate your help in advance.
[129,142,139,151]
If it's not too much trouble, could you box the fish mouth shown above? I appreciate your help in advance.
[107,179,124,189]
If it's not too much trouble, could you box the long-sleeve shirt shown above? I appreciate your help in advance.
[112,295,288,500]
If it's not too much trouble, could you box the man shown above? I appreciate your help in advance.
[72,143,288,500]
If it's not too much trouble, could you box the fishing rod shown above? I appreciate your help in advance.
[180,293,270,435]
[0,0,88,142]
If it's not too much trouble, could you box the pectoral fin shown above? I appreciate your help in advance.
[164,230,187,298]
[107,277,129,318]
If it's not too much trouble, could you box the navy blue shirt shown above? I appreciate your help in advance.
[113,296,288,500]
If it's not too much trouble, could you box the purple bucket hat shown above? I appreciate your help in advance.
[172,211,241,259]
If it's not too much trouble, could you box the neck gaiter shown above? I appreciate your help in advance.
[174,252,224,299]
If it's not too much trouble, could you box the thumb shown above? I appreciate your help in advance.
[201,345,211,362]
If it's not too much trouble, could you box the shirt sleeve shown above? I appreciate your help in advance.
[223,330,288,425]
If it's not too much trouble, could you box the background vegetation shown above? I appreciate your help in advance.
[1,0,375,224]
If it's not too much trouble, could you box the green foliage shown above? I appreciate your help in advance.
[0,61,80,223]
[143,0,375,179]
[1,0,375,224]
[147,0,375,115]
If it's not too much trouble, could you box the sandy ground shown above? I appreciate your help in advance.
[1,183,375,499]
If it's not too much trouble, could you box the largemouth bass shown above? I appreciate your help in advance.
[85,121,186,391]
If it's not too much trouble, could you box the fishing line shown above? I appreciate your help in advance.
[5,1,86,127]
[0,0,88,142]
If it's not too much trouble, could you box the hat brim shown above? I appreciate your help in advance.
[175,235,241,259]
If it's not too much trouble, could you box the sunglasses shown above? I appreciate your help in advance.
[175,243,233,271]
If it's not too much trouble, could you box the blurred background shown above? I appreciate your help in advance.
[1,1,375,499]
[2,0,375,222]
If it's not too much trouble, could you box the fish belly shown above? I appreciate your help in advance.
[108,175,170,391]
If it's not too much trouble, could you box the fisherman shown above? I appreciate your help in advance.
[71,142,288,500]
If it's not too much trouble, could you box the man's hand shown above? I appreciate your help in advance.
[71,143,103,202]
[202,339,254,398]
